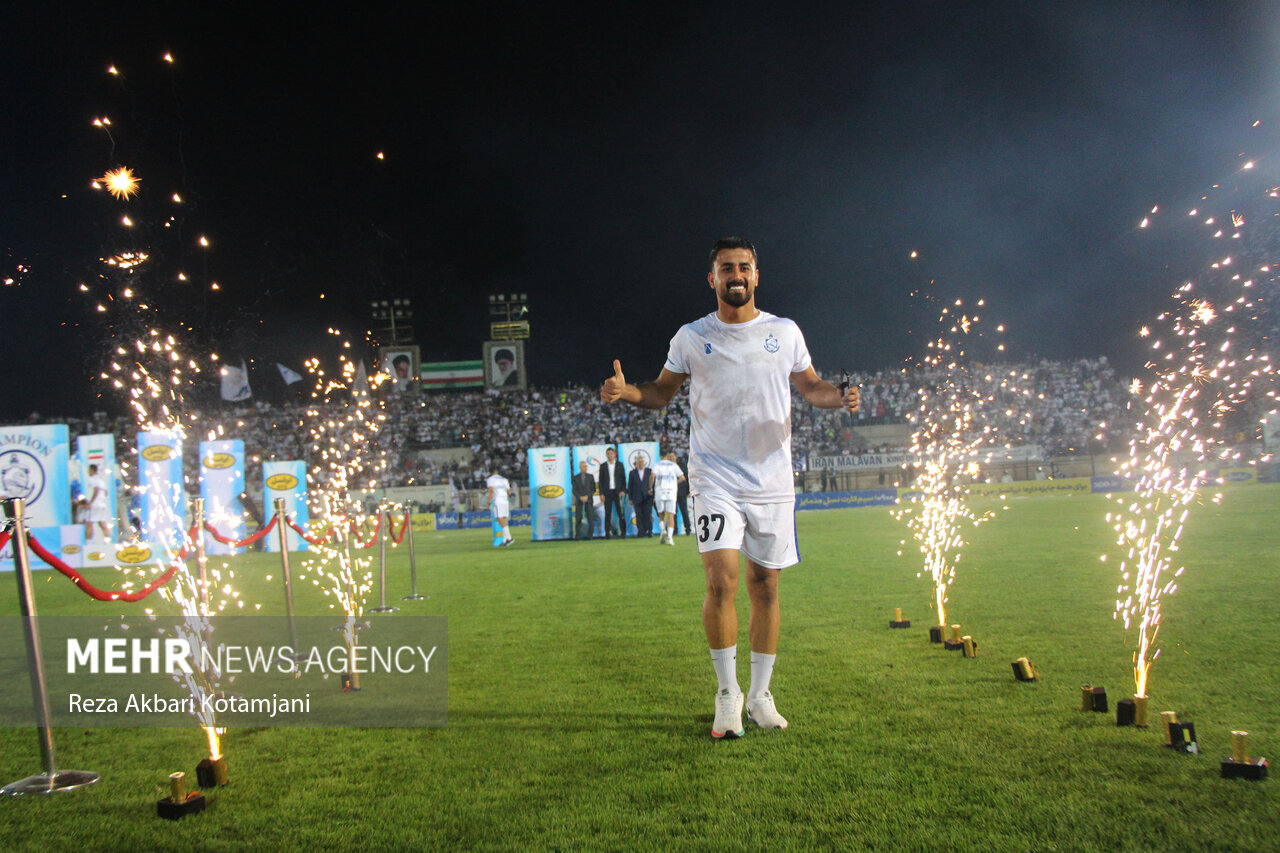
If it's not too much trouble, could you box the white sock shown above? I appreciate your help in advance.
[710,645,739,694]
[748,651,776,699]
[502,526,511,539]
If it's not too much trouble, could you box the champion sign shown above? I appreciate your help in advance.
[0,449,45,504]
[0,425,71,527]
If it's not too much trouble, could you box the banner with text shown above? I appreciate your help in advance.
[200,440,246,556]
[808,452,916,471]
[527,446,572,541]
[264,461,309,552]
[796,489,898,510]
[0,424,70,527]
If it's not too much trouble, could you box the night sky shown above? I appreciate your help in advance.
[5,2,1280,419]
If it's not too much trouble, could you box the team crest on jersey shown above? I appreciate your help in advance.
[763,333,780,353]
[704,343,712,354]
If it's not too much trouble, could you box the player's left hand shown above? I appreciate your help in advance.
[843,385,861,414]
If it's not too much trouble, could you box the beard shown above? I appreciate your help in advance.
[720,280,752,307]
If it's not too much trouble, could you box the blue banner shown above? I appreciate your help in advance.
[796,489,899,510]
[200,440,247,555]
[528,446,572,541]
[1090,475,1131,493]
[75,433,118,543]
[436,508,530,531]
[0,425,70,528]
[138,431,185,552]
[263,460,309,552]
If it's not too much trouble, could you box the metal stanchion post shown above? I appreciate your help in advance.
[192,498,212,654]
[369,501,398,613]
[273,499,307,661]
[1,498,99,796]
[403,508,427,601]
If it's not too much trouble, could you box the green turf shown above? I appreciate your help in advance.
[1,488,1277,851]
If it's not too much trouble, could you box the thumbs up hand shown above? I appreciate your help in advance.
[601,359,628,403]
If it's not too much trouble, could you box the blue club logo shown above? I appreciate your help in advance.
[0,450,45,504]
[763,334,780,353]
[704,343,712,354]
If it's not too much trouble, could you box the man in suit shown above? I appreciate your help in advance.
[597,446,627,538]
[627,456,655,537]
[572,460,596,540]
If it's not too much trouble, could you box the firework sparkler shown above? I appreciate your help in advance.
[895,297,1027,635]
[81,53,256,764]
[295,337,390,689]
[1109,156,1278,704]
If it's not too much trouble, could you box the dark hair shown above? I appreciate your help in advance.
[392,354,410,368]
[495,348,515,362]
[708,237,757,270]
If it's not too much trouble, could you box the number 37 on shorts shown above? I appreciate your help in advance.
[690,494,800,569]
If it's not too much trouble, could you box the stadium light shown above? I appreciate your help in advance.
[370,298,414,344]
[488,293,530,340]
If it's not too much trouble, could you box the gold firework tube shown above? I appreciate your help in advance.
[212,756,228,786]
[169,772,187,802]
[1232,731,1250,764]
[1133,696,1149,727]
[894,607,903,622]
[1081,685,1093,712]
[949,624,962,643]
[1015,658,1035,680]
[961,635,976,658]
[1160,711,1179,746]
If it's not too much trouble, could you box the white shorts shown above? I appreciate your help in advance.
[490,498,510,520]
[654,496,676,515]
[690,494,799,569]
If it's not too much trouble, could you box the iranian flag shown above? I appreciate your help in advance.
[420,360,484,390]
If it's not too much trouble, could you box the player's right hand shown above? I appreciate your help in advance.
[601,359,627,403]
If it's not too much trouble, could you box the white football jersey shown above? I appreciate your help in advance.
[652,459,682,500]
[486,474,511,503]
[665,310,811,502]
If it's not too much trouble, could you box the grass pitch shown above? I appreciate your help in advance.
[0,488,1277,851]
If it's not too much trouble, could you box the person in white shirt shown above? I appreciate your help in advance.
[486,468,514,546]
[650,450,685,545]
[601,237,859,739]
[81,464,114,542]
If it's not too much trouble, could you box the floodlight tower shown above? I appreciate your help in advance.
[370,298,414,344]
[488,293,530,341]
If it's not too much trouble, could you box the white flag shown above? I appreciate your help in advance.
[221,360,252,401]
[353,359,369,396]
[277,363,304,385]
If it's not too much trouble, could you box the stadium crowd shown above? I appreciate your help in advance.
[17,357,1133,492]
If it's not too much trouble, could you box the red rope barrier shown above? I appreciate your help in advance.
[388,511,410,545]
[286,517,334,547]
[349,514,382,549]
[202,515,278,547]
[26,533,186,603]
